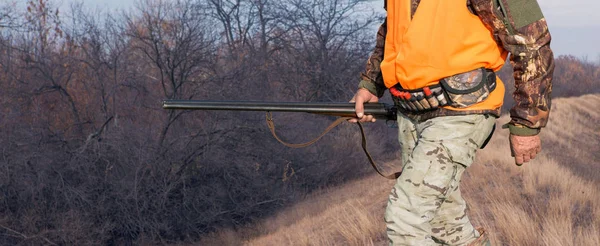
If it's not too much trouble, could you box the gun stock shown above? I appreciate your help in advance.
[162,100,397,120]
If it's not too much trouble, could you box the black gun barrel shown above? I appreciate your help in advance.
[162,100,397,120]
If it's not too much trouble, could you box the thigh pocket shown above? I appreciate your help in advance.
[441,141,478,167]
[417,147,459,199]
[434,115,496,167]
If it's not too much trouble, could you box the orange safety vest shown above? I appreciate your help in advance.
[380,0,508,111]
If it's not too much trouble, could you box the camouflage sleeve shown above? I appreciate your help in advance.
[359,19,388,98]
[472,0,555,130]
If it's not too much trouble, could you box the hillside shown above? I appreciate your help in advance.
[1,1,599,244]
[202,94,600,245]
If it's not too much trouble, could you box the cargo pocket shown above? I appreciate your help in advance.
[415,144,459,200]
[441,141,478,168]
[436,115,496,167]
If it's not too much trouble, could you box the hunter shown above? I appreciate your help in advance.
[350,0,554,245]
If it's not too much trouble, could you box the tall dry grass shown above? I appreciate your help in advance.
[199,174,395,245]
[202,94,600,245]
[464,94,600,246]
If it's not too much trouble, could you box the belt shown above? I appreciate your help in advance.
[389,68,497,112]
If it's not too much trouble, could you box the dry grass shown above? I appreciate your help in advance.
[203,94,600,246]
[199,173,395,245]
[465,155,600,246]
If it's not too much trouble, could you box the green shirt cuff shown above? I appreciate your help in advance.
[358,80,384,98]
[502,123,540,136]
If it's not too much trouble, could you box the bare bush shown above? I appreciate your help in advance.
[0,0,598,245]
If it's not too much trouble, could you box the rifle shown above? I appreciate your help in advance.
[162,100,400,179]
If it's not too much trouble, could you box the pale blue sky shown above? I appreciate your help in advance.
[64,0,600,59]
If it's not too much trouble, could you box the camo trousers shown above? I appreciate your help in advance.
[385,114,496,246]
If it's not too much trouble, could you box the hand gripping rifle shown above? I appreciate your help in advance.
[162,100,401,179]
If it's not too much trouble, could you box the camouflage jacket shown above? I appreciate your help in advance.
[359,0,554,131]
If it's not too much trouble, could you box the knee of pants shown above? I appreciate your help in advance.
[385,169,450,222]
[386,144,463,220]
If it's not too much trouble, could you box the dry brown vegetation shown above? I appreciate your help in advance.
[1,0,599,245]
[0,0,391,244]
[204,94,600,246]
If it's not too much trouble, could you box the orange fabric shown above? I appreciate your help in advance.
[380,0,508,111]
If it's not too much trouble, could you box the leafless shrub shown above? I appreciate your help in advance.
[0,0,597,245]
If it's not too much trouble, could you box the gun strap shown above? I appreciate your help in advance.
[265,112,346,148]
[265,112,401,180]
[356,122,402,180]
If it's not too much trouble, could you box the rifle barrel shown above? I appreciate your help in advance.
[162,100,397,120]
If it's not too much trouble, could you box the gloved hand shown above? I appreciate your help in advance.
[349,88,378,123]
[509,134,541,166]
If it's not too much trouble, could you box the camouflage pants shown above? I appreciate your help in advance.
[385,114,496,245]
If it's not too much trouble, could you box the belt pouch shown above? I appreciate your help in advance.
[439,68,496,108]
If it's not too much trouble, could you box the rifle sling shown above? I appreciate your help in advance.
[265,112,401,180]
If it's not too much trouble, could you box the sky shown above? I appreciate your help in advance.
[65,0,600,59]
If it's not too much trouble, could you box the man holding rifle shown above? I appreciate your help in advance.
[350,0,554,245]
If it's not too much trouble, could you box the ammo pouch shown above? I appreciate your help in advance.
[440,68,497,108]
[390,67,497,112]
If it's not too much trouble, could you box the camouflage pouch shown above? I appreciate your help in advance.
[440,68,497,108]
